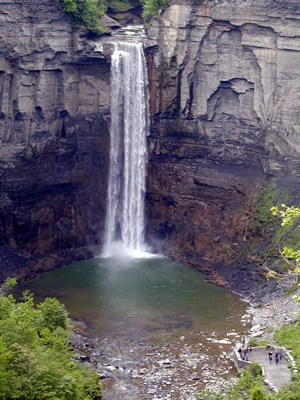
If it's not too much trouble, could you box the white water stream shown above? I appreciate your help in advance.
[103,42,149,257]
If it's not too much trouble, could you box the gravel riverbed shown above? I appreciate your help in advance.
[70,316,252,399]
[70,282,300,400]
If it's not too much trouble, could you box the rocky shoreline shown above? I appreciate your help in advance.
[4,241,299,399]
[68,273,300,400]
[246,283,300,345]
[70,323,249,400]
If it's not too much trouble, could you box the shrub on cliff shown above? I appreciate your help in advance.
[58,0,107,34]
[0,279,102,400]
[265,204,300,291]
[58,0,169,31]
[141,0,168,22]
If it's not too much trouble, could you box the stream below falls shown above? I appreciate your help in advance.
[16,256,251,399]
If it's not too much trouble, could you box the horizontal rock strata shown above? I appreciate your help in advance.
[145,0,300,275]
[0,0,111,278]
[1,0,300,283]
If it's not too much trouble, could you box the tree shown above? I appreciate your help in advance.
[265,204,300,300]
[37,297,69,333]
[141,0,168,22]
[250,385,268,400]
[58,0,107,34]
[0,279,102,399]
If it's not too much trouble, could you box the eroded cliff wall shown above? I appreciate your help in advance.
[1,0,300,283]
[145,0,300,276]
[0,0,111,278]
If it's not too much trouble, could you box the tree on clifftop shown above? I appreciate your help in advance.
[58,0,107,34]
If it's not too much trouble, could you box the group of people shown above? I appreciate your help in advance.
[237,343,284,365]
[237,345,252,361]
[268,349,283,364]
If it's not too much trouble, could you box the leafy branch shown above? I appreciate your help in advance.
[267,204,300,301]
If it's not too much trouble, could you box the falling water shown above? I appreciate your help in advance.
[103,42,149,257]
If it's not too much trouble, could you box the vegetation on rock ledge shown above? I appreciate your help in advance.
[141,0,168,23]
[266,204,300,291]
[57,0,168,33]
[57,0,107,34]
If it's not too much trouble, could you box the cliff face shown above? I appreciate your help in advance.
[145,0,300,274]
[1,0,300,282]
[0,0,111,278]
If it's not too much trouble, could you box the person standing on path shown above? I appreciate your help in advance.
[275,351,279,365]
[269,351,273,364]
[238,347,243,359]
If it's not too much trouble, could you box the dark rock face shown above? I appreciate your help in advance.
[106,0,143,26]
[144,0,300,277]
[1,0,300,284]
[0,0,111,279]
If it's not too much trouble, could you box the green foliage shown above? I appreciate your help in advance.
[108,0,140,12]
[266,204,300,290]
[248,183,283,268]
[196,390,223,400]
[196,363,265,400]
[274,318,300,369]
[1,277,17,291]
[272,318,300,400]
[250,385,267,400]
[58,0,169,31]
[247,338,270,348]
[57,0,170,32]
[247,363,263,378]
[282,246,300,266]
[271,204,300,255]
[253,184,278,232]
[37,297,69,332]
[197,317,300,400]
[271,205,300,227]
[141,0,168,22]
[0,289,102,400]
[58,0,107,34]
[199,201,300,398]
[227,364,263,400]
[273,375,300,400]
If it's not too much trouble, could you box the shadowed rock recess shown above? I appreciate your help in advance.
[0,0,300,283]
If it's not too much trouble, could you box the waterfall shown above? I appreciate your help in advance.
[103,42,149,257]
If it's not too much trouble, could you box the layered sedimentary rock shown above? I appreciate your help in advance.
[145,0,300,274]
[0,0,111,278]
[1,0,300,282]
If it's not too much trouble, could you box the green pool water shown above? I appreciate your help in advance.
[16,256,248,340]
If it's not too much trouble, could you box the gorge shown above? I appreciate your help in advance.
[0,0,300,291]
[1,0,300,398]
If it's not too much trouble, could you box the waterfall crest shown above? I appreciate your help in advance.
[103,42,149,258]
